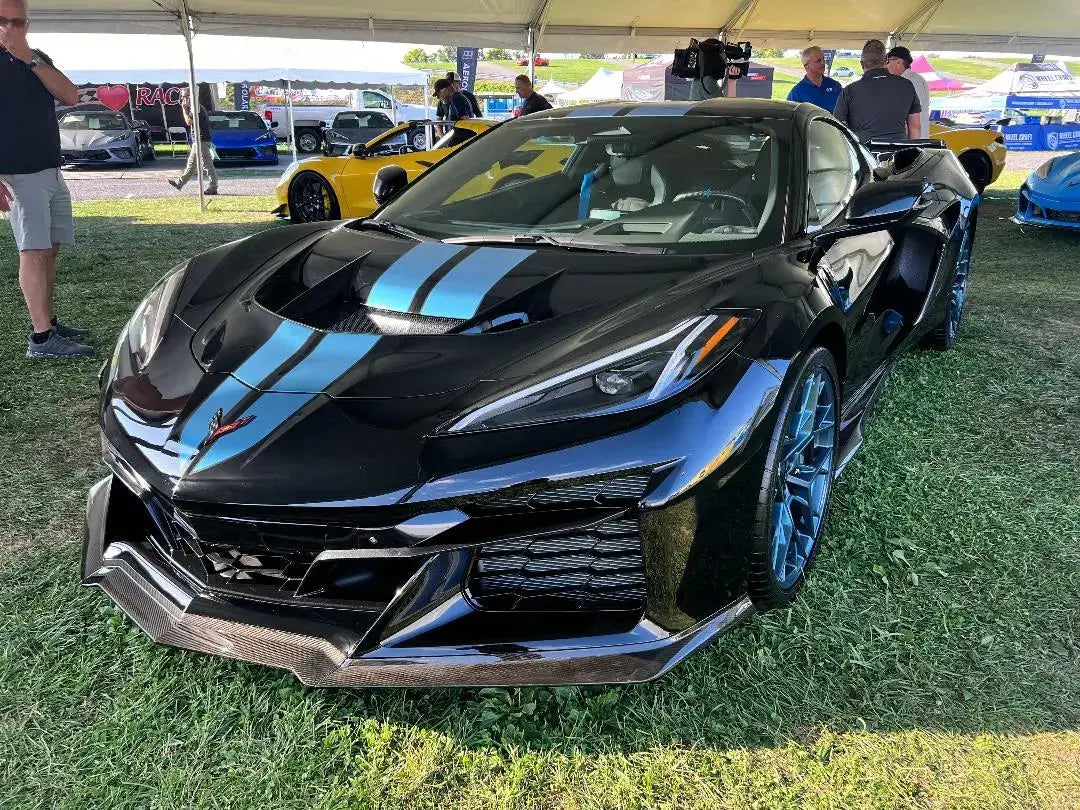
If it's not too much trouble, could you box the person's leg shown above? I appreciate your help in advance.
[44,171,88,339]
[202,141,219,192]
[19,248,54,333]
[175,145,199,188]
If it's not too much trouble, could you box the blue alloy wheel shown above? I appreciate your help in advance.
[770,368,837,589]
[947,220,973,343]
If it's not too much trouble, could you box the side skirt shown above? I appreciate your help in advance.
[835,361,893,478]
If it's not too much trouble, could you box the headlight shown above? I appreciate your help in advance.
[326,130,343,141]
[105,134,129,144]
[127,264,187,370]
[1034,159,1056,180]
[256,131,275,142]
[445,310,759,432]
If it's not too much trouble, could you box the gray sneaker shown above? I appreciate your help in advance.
[53,320,92,342]
[27,331,94,359]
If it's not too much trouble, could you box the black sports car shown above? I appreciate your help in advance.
[84,99,978,687]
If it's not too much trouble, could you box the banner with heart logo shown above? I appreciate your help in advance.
[96,84,131,112]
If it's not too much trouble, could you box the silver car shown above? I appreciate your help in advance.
[59,110,154,167]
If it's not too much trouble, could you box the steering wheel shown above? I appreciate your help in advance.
[672,189,757,226]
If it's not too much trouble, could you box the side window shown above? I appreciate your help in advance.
[806,121,860,230]
[363,91,392,110]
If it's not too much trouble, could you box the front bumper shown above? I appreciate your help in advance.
[214,144,279,163]
[83,473,756,687]
[62,146,138,165]
[1013,186,1080,229]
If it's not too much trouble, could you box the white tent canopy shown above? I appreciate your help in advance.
[556,67,622,105]
[64,65,426,88]
[537,79,568,97]
[27,0,1080,56]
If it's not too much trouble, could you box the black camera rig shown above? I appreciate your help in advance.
[672,38,753,82]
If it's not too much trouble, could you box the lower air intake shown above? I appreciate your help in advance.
[467,517,646,611]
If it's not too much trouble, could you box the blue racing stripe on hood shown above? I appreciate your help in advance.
[174,320,313,466]
[365,243,465,313]
[418,247,534,320]
[189,333,380,473]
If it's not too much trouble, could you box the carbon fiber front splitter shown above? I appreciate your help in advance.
[82,476,756,687]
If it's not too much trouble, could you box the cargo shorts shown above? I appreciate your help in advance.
[0,167,75,251]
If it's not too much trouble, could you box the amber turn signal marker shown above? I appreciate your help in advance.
[693,316,741,369]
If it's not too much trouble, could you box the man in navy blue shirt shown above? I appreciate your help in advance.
[787,46,843,112]
[433,78,473,123]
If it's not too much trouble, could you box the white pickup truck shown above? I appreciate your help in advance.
[260,88,430,153]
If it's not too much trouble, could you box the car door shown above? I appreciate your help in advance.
[806,119,896,392]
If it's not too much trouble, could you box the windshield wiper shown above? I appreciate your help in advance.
[442,233,665,254]
[352,219,433,241]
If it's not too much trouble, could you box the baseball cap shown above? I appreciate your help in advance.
[886,46,914,65]
[433,78,453,96]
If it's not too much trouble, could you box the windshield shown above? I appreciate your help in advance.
[374,114,789,254]
[333,112,393,129]
[60,113,127,131]
[209,112,268,131]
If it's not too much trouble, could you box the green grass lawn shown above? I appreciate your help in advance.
[0,177,1078,808]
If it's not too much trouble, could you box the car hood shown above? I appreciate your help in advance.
[112,226,771,503]
[60,129,132,149]
[212,129,272,146]
[1029,153,1080,200]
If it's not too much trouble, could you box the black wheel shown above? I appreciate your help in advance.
[925,208,977,350]
[144,144,156,161]
[959,151,992,193]
[747,346,840,610]
[296,129,321,153]
[288,172,340,223]
[131,142,142,168]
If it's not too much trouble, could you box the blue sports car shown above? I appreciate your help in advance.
[208,111,280,166]
[1014,151,1080,229]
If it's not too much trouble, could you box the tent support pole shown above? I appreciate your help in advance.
[177,0,205,213]
[286,79,297,159]
[527,27,536,85]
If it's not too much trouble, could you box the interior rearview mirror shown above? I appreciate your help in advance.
[373,165,409,206]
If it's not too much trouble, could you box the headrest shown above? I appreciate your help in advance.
[611,155,647,186]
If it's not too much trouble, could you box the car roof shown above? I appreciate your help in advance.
[541,98,800,120]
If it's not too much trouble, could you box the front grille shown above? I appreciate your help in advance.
[216,147,256,159]
[467,517,647,611]
[1046,208,1080,223]
[63,150,110,161]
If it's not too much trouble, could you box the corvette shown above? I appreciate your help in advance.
[274,120,496,223]
[1013,151,1080,230]
[85,99,979,687]
[929,122,1007,192]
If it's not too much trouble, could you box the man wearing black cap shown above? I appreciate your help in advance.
[434,77,474,123]
[833,39,922,143]
[887,46,930,140]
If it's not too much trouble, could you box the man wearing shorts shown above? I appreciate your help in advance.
[0,0,92,358]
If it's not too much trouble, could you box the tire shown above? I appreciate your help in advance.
[288,171,340,223]
[296,128,321,154]
[924,208,977,351]
[132,145,142,168]
[958,151,992,193]
[747,346,841,610]
[144,144,156,161]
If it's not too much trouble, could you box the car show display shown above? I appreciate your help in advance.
[207,110,280,165]
[59,110,156,167]
[85,99,981,687]
[1013,151,1080,229]
[321,111,396,156]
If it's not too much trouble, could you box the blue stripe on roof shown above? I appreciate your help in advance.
[419,247,534,320]
[366,243,465,313]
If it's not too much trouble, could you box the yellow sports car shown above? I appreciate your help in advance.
[273,120,493,222]
[931,122,1008,192]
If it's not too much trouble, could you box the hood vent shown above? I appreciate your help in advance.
[327,305,464,336]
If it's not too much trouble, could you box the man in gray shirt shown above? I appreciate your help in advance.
[833,39,922,143]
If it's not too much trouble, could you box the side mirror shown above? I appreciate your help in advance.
[846,179,928,224]
[350,143,369,157]
[270,121,279,128]
[373,165,409,205]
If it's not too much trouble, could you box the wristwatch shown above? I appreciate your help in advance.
[27,54,42,69]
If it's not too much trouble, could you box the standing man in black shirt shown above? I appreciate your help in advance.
[0,0,93,358]
[169,87,219,195]
[514,75,552,117]
[833,39,922,144]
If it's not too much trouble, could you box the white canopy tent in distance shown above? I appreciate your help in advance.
[29,0,1080,209]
